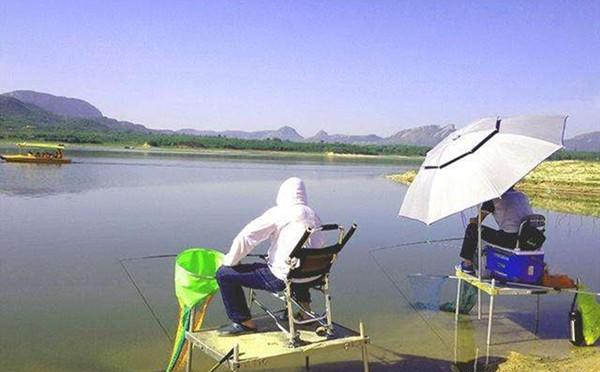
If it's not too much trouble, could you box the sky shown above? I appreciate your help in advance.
[1,1,599,137]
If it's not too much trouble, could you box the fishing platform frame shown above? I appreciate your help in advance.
[185,316,369,371]
[184,223,371,371]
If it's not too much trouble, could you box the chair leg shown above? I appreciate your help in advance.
[324,276,333,335]
[248,288,254,313]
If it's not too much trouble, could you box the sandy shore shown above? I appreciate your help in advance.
[497,348,600,371]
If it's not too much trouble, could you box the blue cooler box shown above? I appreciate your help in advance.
[485,245,545,284]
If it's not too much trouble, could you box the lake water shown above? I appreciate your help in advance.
[1,151,598,371]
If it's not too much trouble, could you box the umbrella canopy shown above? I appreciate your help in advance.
[399,115,567,225]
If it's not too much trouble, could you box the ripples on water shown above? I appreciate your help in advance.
[0,150,598,371]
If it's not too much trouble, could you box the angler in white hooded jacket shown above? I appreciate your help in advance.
[216,177,324,335]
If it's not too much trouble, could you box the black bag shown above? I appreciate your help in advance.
[569,292,585,346]
[518,223,546,250]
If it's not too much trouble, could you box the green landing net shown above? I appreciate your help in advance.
[577,284,600,346]
[166,248,224,372]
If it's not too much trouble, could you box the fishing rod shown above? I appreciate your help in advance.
[501,280,600,297]
[118,253,178,344]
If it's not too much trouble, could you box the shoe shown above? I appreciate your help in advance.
[217,322,257,336]
[457,262,475,275]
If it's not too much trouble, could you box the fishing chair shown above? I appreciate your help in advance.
[248,223,357,347]
[515,214,546,250]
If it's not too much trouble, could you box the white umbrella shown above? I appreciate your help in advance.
[398,114,567,319]
[399,115,567,225]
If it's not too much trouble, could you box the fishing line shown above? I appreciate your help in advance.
[368,237,466,356]
[370,237,463,253]
[119,254,178,344]
[369,248,453,353]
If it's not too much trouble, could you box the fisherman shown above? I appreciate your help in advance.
[458,186,534,274]
[216,177,324,336]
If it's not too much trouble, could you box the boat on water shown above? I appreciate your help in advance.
[0,142,72,164]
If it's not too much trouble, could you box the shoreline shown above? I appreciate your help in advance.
[0,140,424,164]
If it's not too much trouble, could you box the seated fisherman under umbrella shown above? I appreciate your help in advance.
[216,177,324,336]
[458,186,534,274]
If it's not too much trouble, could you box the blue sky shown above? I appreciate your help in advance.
[1,0,598,136]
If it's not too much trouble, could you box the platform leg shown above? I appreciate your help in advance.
[359,322,369,372]
[233,344,239,372]
[535,295,540,335]
[486,279,495,346]
[305,356,310,370]
[477,204,482,321]
[187,306,195,372]
[453,318,458,364]
[455,278,462,322]
[285,281,297,347]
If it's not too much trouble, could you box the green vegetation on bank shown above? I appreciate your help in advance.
[0,126,431,156]
[1,126,598,160]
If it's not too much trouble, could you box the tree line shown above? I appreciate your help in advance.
[1,125,597,160]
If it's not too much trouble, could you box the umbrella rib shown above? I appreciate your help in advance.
[424,118,501,170]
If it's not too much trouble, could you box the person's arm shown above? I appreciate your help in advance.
[469,200,495,225]
[222,208,279,266]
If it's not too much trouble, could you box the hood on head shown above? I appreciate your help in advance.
[276,177,307,206]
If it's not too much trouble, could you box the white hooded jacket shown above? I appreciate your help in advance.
[223,177,324,281]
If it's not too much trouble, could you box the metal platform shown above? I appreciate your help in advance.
[185,316,369,371]
[454,269,561,346]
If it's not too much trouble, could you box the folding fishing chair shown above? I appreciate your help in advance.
[516,214,546,250]
[248,223,357,347]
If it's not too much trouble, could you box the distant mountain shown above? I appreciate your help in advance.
[0,95,50,117]
[384,124,456,146]
[565,131,600,152]
[0,90,151,133]
[179,124,456,146]
[4,90,103,118]
[306,130,383,144]
[7,89,595,153]
[177,128,219,136]
[177,125,304,141]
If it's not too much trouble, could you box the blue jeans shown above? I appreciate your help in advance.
[216,263,285,323]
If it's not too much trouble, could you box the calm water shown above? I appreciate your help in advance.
[1,151,598,371]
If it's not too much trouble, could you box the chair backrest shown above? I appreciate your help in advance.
[518,214,546,235]
[516,214,546,250]
[287,224,357,280]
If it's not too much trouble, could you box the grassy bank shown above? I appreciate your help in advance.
[386,160,600,217]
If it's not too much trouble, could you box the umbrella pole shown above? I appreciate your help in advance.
[477,204,482,320]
